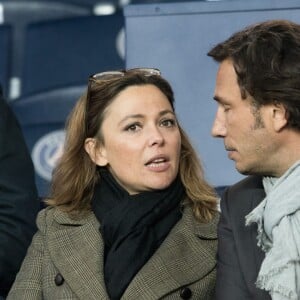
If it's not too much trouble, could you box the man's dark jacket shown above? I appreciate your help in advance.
[215,175,272,300]
[0,91,39,297]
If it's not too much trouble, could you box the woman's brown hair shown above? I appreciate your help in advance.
[46,71,218,222]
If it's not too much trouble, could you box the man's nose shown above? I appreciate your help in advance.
[211,109,226,138]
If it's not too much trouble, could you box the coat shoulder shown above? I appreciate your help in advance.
[229,175,263,193]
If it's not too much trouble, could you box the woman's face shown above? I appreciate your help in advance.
[86,84,181,194]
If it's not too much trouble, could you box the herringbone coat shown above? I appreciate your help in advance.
[8,205,218,299]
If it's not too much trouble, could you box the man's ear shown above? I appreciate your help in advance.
[84,138,108,166]
[272,102,288,132]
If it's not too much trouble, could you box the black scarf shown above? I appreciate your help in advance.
[91,168,185,300]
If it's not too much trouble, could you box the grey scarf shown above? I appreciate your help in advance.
[245,160,300,300]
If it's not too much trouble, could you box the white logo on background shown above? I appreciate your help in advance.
[32,130,65,181]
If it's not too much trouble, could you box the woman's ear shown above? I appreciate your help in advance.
[84,138,108,166]
[272,102,288,132]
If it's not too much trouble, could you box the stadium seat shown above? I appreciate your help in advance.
[21,12,125,96]
[1,0,91,99]
[9,85,86,198]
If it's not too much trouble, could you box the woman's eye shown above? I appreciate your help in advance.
[125,123,141,132]
[161,119,176,127]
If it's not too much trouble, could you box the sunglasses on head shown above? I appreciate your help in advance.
[85,67,161,135]
[89,67,161,82]
[87,67,161,105]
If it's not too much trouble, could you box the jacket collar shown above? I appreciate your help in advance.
[48,205,218,299]
[249,188,267,280]
[233,183,267,292]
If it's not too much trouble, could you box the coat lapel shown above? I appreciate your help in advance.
[48,209,109,300]
[249,189,267,276]
[122,206,218,299]
[237,187,266,293]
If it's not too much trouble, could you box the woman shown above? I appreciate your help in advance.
[8,68,219,300]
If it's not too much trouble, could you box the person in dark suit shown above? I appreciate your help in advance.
[8,69,219,299]
[208,20,300,299]
[0,87,39,298]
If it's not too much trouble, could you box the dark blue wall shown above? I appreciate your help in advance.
[124,0,300,187]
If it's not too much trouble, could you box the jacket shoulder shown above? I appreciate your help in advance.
[221,175,265,218]
[227,175,263,195]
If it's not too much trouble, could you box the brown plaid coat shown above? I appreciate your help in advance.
[7,205,218,299]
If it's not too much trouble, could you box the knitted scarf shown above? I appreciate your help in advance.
[92,168,185,300]
[245,160,300,300]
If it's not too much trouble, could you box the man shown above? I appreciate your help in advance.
[208,20,300,299]
[0,87,39,298]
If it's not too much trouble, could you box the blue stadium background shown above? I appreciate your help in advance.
[1,0,298,198]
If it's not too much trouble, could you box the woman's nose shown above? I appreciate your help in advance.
[148,126,164,146]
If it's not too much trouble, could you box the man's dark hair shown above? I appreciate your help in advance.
[208,19,300,130]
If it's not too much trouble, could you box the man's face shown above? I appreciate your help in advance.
[211,59,279,176]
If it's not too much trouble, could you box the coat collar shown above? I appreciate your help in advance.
[48,205,218,300]
[234,183,267,292]
[249,188,267,279]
